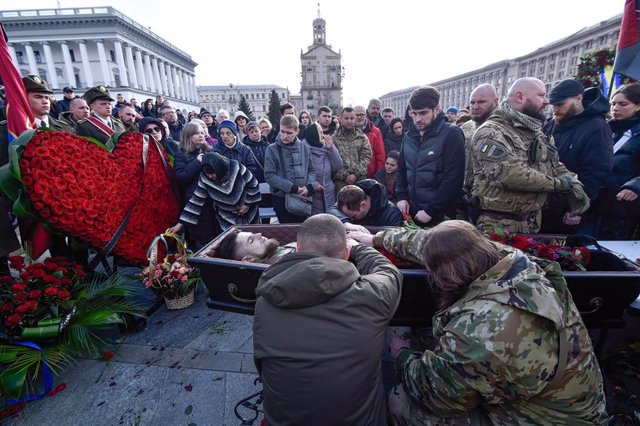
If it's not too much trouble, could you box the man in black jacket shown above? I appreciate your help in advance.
[329,179,403,226]
[541,79,613,234]
[396,86,465,226]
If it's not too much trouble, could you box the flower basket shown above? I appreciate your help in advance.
[164,288,195,310]
[143,231,200,303]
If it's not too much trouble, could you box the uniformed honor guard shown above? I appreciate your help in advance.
[75,85,125,144]
[21,75,73,132]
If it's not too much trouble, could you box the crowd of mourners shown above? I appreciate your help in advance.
[1,74,639,425]
[4,75,637,254]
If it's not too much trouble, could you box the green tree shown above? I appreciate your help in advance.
[237,95,255,121]
[268,89,281,126]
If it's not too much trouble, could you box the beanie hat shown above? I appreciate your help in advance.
[218,119,238,137]
[446,106,459,114]
[244,121,260,134]
[409,86,440,110]
[200,107,212,117]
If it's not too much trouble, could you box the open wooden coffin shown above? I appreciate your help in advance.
[189,225,640,328]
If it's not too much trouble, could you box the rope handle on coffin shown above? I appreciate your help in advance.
[228,283,258,304]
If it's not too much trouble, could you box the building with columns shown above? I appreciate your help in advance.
[298,8,343,114]
[1,6,199,112]
[197,84,290,120]
[380,13,621,115]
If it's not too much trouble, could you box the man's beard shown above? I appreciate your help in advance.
[472,108,495,125]
[259,238,280,261]
[521,100,545,121]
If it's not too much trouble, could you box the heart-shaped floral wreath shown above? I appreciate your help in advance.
[0,130,180,265]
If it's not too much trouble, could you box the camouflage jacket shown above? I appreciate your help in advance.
[471,102,573,214]
[375,227,607,425]
[460,120,477,193]
[332,127,372,185]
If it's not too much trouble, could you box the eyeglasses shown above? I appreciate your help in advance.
[145,127,162,134]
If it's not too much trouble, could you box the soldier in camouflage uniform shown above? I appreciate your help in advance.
[471,78,589,233]
[332,107,372,193]
[352,222,607,425]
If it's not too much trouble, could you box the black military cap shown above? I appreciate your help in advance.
[548,79,584,105]
[22,75,53,94]
[82,85,115,105]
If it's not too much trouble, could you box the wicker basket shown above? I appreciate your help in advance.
[164,289,195,310]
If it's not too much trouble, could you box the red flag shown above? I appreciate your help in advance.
[613,0,640,80]
[0,24,37,141]
[0,23,51,258]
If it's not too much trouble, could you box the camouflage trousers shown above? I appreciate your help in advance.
[476,210,542,235]
[389,385,491,426]
[388,385,490,426]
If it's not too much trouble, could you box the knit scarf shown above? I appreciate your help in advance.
[497,101,543,132]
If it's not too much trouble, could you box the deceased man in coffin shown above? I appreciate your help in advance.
[192,223,640,326]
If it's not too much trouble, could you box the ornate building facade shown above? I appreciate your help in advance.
[380,13,621,115]
[1,6,199,112]
[197,84,290,120]
[298,8,343,114]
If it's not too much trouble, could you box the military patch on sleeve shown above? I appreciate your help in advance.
[478,143,506,159]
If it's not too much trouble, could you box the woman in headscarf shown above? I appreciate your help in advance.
[173,152,261,242]
[303,122,343,213]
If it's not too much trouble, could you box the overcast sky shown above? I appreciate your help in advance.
[5,0,627,105]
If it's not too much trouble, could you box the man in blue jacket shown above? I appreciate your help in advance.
[396,86,465,226]
[541,79,613,235]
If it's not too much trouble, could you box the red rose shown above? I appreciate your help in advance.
[14,292,27,303]
[28,290,42,299]
[57,289,71,300]
[1,303,14,313]
[15,304,30,314]
[12,283,27,292]
[8,255,25,271]
[24,300,38,310]
[509,235,536,252]
[5,314,21,326]
[536,245,559,260]
[44,286,58,297]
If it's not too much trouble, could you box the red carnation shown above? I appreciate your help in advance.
[5,314,21,326]
[1,303,14,313]
[57,289,71,300]
[536,245,559,260]
[14,292,27,303]
[509,235,536,252]
[44,286,58,297]
[28,290,42,299]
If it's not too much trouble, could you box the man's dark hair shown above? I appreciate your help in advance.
[381,107,394,114]
[317,106,332,115]
[337,185,366,211]
[280,102,294,114]
[217,230,240,260]
[341,106,355,115]
[386,150,400,161]
[409,85,440,110]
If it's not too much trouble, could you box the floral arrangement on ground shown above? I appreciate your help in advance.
[142,252,200,300]
[0,255,145,409]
